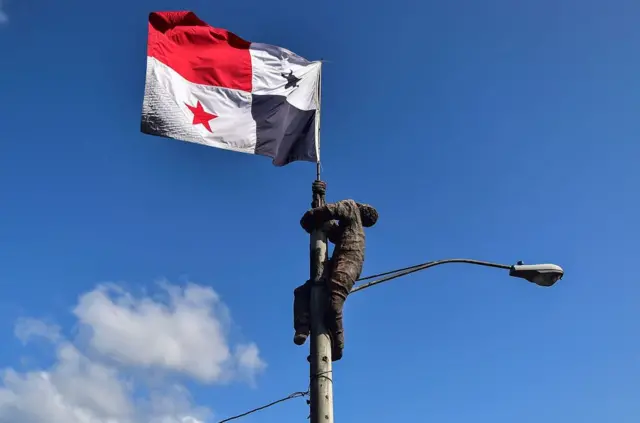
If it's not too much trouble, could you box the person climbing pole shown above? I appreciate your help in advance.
[293,180,379,361]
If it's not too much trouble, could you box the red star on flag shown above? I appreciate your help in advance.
[185,100,217,132]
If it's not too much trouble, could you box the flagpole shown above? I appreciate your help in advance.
[315,60,322,181]
[308,60,334,423]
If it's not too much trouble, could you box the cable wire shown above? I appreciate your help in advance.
[355,262,428,282]
[217,390,309,423]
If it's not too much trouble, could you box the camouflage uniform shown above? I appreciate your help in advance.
[294,199,378,361]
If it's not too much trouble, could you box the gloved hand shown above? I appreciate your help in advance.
[312,180,326,194]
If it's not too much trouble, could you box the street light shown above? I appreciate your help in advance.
[351,259,564,294]
[303,255,563,422]
[509,261,564,286]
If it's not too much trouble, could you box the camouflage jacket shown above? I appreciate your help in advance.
[302,199,366,282]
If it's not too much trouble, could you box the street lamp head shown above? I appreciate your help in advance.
[509,262,564,287]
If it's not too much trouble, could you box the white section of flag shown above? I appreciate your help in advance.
[145,57,257,153]
[249,43,321,111]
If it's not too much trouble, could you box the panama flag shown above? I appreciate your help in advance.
[141,11,321,167]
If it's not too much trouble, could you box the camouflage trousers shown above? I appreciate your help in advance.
[293,270,354,361]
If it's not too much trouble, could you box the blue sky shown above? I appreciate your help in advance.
[1,0,639,422]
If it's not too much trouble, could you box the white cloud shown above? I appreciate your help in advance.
[0,281,266,423]
[73,282,266,383]
[15,318,61,344]
[233,343,267,384]
[0,342,138,423]
[138,385,211,423]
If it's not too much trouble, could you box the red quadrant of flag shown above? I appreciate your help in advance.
[147,11,253,92]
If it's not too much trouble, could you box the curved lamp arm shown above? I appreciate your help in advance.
[351,259,564,294]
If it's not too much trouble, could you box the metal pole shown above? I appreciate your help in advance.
[309,182,334,423]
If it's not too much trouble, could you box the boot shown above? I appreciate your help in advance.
[329,329,344,361]
[294,331,308,345]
